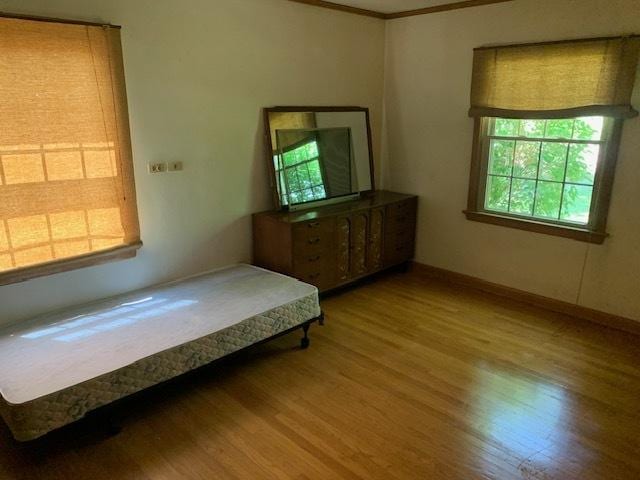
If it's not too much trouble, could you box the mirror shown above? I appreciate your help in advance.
[265,107,375,211]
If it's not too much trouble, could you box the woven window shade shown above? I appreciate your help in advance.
[0,17,140,279]
[469,36,640,119]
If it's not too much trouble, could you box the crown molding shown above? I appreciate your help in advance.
[288,0,385,19]
[289,0,514,20]
[386,0,514,19]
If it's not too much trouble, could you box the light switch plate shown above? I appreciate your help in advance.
[148,162,166,174]
[168,161,183,172]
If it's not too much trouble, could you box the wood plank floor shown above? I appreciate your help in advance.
[1,267,639,479]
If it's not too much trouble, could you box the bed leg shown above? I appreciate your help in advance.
[301,323,310,349]
[318,312,325,326]
[106,418,122,436]
[102,408,123,437]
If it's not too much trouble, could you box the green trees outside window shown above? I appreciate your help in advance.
[485,117,604,225]
[275,141,327,205]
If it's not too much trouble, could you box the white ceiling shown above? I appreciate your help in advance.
[335,0,459,14]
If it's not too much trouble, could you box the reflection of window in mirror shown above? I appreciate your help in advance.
[274,137,327,206]
[266,108,374,210]
[275,127,357,209]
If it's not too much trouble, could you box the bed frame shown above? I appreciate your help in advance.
[0,265,323,441]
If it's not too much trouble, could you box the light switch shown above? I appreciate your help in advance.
[148,162,166,174]
[168,161,183,172]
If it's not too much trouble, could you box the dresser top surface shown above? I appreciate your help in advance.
[254,190,417,223]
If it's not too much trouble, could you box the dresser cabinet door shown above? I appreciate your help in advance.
[368,207,384,271]
[350,212,369,277]
[335,216,351,282]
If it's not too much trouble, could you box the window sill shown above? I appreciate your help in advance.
[0,242,143,287]
[463,210,607,244]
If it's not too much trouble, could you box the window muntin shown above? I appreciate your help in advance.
[274,140,327,206]
[481,117,609,227]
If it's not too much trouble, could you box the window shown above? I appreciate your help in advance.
[275,140,327,205]
[466,36,640,243]
[0,16,140,285]
[480,116,613,226]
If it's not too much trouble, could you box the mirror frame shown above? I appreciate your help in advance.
[264,106,376,210]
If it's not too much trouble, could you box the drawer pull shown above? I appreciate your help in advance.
[308,255,321,262]
[307,222,320,228]
[396,245,406,252]
[308,237,321,245]
[308,273,321,280]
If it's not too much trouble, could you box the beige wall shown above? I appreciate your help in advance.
[1,0,638,327]
[383,0,640,321]
[0,0,385,325]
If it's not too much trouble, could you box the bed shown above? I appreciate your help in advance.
[0,264,322,441]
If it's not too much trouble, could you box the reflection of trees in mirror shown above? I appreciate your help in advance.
[278,141,327,205]
[485,117,604,225]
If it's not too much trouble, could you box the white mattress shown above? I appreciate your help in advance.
[0,264,320,440]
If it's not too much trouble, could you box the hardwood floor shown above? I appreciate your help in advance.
[1,267,639,479]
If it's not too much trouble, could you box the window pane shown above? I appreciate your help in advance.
[534,181,562,219]
[278,169,288,205]
[289,191,302,204]
[513,141,540,179]
[283,141,317,168]
[539,142,568,181]
[545,119,574,139]
[282,150,297,167]
[297,164,312,191]
[285,168,300,192]
[313,186,326,198]
[573,117,604,141]
[509,178,536,215]
[485,175,510,212]
[308,159,322,185]
[519,120,545,137]
[2,154,45,184]
[561,185,593,224]
[488,140,514,175]
[494,118,519,136]
[566,144,599,185]
[301,189,316,202]
[305,141,319,158]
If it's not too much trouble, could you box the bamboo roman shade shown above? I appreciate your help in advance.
[469,36,640,119]
[0,16,140,280]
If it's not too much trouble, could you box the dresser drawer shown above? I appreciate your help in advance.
[293,251,331,271]
[385,241,415,265]
[386,198,417,228]
[391,227,416,246]
[293,218,333,238]
[384,199,416,266]
[293,260,334,290]
[292,218,334,255]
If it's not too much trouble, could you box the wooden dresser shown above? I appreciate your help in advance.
[252,191,418,292]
